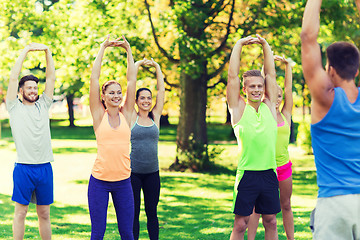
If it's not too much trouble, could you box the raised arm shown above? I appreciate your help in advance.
[43,45,56,99]
[119,36,137,124]
[7,46,30,101]
[257,35,277,119]
[301,0,333,113]
[90,35,127,125]
[148,58,165,121]
[227,36,257,125]
[89,36,110,125]
[7,43,51,101]
[274,55,294,123]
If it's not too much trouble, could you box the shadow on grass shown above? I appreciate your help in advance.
[205,162,236,176]
[251,207,312,239]
[153,175,312,240]
[157,194,233,240]
[72,179,89,185]
[0,193,91,239]
[1,120,236,143]
[0,167,316,239]
[53,147,97,154]
[292,170,318,197]
[161,174,234,193]
[1,124,95,141]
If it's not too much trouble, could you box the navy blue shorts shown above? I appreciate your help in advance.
[233,169,280,216]
[12,162,54,205]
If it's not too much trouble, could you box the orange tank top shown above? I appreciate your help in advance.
[92,111,131,181]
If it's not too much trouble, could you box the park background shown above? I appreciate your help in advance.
[0,0,359,239]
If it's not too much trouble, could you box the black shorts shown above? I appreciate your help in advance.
[233,169,280,216]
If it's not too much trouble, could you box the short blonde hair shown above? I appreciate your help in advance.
[242,70,264,86]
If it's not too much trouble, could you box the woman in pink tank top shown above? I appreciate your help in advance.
[87,34,147,240]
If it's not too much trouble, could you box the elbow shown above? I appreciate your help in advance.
[265,72,276,81]
[300,31,308,42]
[300,30,316,44]
[90,76,98,83]
[228,71,238,82]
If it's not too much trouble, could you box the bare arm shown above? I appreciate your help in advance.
[119,36,137,125]
[227,36,257,125]
[43,46,56,99]
[301,0,333,121]
[89,37,108,128]
[258,35,277,119]
[356,0,360,14]
[90,35,126,128]
[148,58,165,123]
[130,58,149,126]
[7,46,30,102]
[7,43,53,101]
[275,55,293,123]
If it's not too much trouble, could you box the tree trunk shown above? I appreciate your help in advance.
[66,94,75,127]
[172,58,208,171]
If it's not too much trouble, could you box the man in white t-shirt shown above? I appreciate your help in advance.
[6,43,55,240]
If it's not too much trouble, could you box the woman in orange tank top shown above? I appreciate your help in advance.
[88,34,147,240]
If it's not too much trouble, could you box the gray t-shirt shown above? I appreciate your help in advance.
[6,94,54,164]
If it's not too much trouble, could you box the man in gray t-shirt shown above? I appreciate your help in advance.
[6,43,55,240]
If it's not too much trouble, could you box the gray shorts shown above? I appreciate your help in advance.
[312,194,360,240]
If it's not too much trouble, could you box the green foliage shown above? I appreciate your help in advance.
[1,0,360,158]
[297,120,313,155]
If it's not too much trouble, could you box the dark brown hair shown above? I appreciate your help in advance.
[136,87,154,120]
[327,42,360,80]
[19,75,39,88]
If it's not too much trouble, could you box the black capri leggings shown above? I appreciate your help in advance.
[130,171,160,240]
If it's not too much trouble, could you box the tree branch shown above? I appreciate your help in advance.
[207,77,226,89]
[239,0,268,37]
[204,1,229,30]
[164,76,179,88]
[143,66,179,88]
[208,52,230,80]
[209,0,235,57]
[144,0,180,63]
[207,0,226,19]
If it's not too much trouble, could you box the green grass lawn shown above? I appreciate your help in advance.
[0,119,316,239]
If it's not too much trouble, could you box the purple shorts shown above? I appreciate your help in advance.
[276,161,293,181]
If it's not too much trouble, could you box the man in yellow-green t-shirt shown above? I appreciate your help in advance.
[227,35,281,240]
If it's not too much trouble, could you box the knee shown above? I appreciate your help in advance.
[14,207,28,220]
[145,209,158,220]
[233,219,248,234]
[37,207,50,221]
[280,199,292,212]
[262,216,277,230]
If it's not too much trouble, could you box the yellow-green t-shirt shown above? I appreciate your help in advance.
[232,103,277,211]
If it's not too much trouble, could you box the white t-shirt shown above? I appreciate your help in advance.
[6,94,54,164]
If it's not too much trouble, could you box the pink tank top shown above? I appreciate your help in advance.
[92,111,131,181]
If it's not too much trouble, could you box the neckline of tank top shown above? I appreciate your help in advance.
[134,115,157,128]
[106,112,122,130]
[135,121,156,128]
